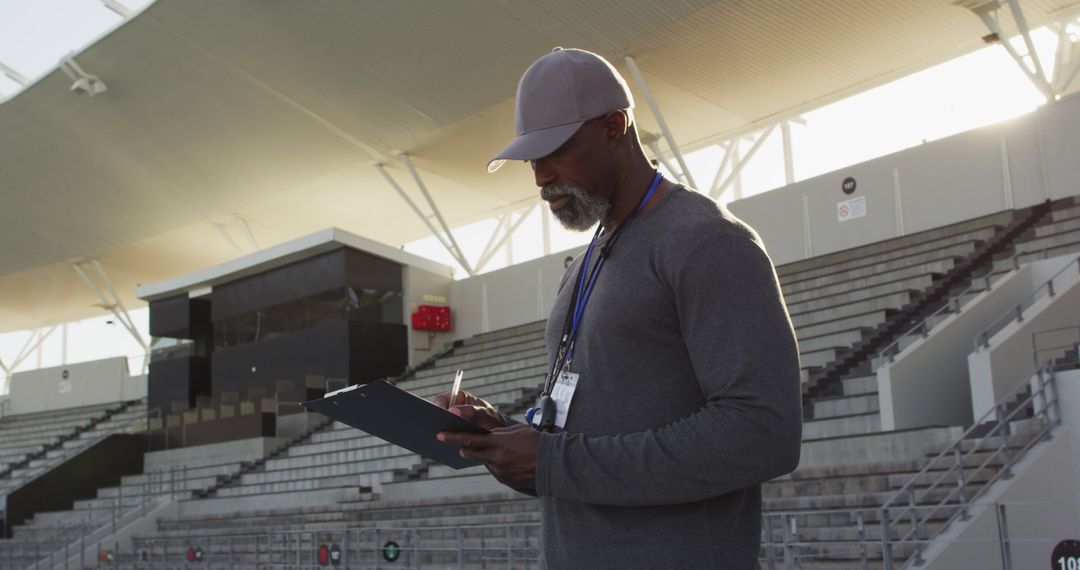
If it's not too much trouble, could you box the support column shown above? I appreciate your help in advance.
[709,126,776,201]
[376,163,473,274]
[623,57,698,189]
[400,154,475,276]
[781,122,795,186]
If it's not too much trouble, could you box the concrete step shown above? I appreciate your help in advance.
[786,275,934,314]
[795,311,891,340]
[782,242,977,291]
[812,393,880,419]
[797,329,870,354]
[802,413,881,440]
[842,375,877,395]
[779,231,993,283]
[776,212,1009,277]
[791,292,914,328]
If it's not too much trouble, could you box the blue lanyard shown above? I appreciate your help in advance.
[562,171,663,365]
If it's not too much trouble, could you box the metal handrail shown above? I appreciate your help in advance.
[0,402,146,497]
[760,499,1078,570]
[874,246,1061,369]
[974,254,1080,351]
[878,361,1059,568]
[17,465,190,570]
[1031,325,1080,370]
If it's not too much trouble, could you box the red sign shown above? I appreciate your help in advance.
[411,305,451,332]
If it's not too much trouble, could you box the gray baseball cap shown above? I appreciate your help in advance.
[487,47,634,173]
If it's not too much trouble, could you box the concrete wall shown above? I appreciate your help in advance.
[8,357,133,415]
[923,369,1080,570]
[878,265,1036,431]
[144,437,287,471]
[729,92,1080,266]
[450,246,585,342]
[403,265,455,366]
[969,255,1080,418]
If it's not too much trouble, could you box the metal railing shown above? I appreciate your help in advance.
[974,255,1080,351]
[760,499,1078,570]
[128,522,542,569]
[873,247,1064,370]
[876,362,1059,568]
[0,465,190,570]
[1031,325,1080,371]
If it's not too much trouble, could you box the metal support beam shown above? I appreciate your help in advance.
[623,56,698,190]
[235,216,260,251]
[399,154,475,276]
[101,0,133,18]
[642,137,682,182]
[541,206,552,256]
[213,223,245,255]
[476,206,536,272]
[964,0,1054,99]
[3,327,58,393]
[72,261,148,354]
[1052,19,1080,93]
[1005,0,1051,89]
[709,125,776,201]
[0,61,28,85]
[706,142,737,198]
[476,215,508,272]
[781,122,795,185]
[375,163,471,274]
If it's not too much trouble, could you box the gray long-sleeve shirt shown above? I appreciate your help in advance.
[535,186,802,568]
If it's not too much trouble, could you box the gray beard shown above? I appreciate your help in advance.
[541,184,611,231]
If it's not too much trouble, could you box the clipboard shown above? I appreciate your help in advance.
[301,379,488,469]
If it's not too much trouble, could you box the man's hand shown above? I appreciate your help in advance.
[433,389,507,431]
[437,424,540,489]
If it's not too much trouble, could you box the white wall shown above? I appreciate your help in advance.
[8,356,132,415]
[923,369,1080,570]
[878,264,1036,431]
[969,255,1080,419]
[730,93,1080,266]
[450,246,586,341]
[402,265,455,366]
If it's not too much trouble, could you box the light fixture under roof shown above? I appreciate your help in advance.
[952,0,1004,16]
[59,55,107,96]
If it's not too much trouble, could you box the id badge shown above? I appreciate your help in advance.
[550,371,579,429]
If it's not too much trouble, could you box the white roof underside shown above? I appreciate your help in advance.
[2,0,1077,332]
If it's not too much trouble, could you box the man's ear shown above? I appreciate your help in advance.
[601,111,629,145]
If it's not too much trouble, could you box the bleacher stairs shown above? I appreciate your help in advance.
[5,201,1079,567]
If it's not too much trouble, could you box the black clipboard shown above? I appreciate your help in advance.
[301,379,488,469]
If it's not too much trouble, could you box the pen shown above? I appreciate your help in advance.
[449,369,464,407]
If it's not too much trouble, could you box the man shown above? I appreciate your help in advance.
[437,47,802,568]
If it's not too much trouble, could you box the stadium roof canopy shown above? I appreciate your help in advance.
[1,0,1078,333]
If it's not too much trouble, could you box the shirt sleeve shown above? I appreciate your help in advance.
[535,232,803,506]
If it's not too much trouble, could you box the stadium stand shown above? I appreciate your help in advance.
[7,203,1038,567]
[1,200,1077,568]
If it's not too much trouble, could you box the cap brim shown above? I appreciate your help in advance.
[486,120,585,173]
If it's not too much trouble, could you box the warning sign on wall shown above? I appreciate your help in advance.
[837,196,867,222]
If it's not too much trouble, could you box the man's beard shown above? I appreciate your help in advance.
[541,184,611,231]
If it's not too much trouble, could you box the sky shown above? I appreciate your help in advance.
[0,2,1072,383]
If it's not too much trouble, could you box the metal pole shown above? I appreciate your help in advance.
[457,526,465,570]
[764,514,776,570]
[623,55,698,190]
[996,503,1013,570]
[399,154,475,275]
[954,446,970,520]
[880,508,893,570]
[907,487,924,565]
[781,514,793,569]
[856,510,868,570]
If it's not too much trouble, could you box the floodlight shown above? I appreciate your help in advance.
[59,55,107,96]
[952,0,1004,16]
